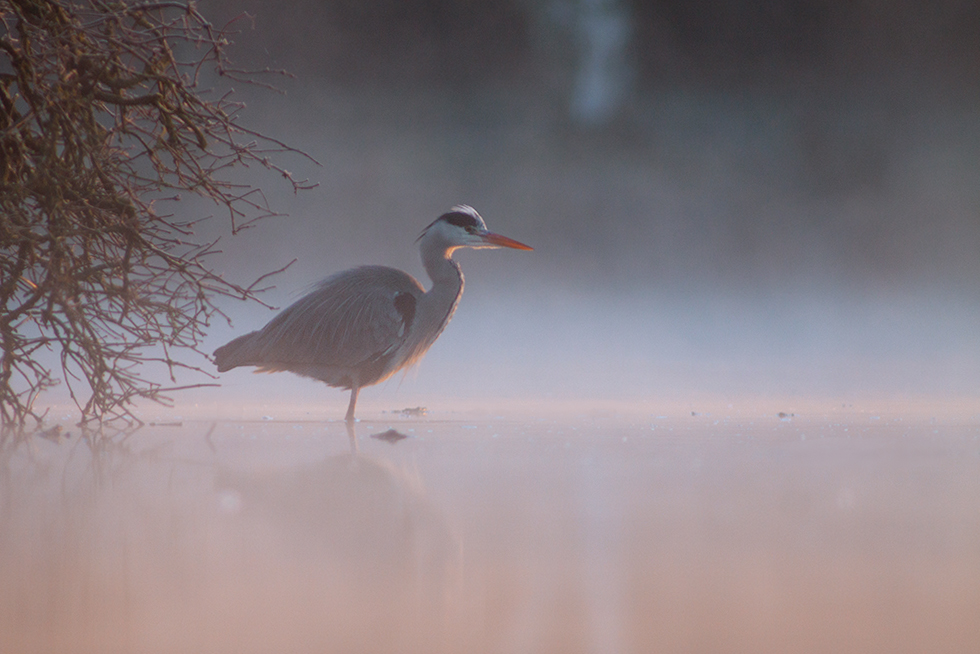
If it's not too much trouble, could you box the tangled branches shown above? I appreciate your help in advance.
[0,0,314,432]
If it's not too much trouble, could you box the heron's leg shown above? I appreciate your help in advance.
[345,386,359,423]
[345,420,358,455]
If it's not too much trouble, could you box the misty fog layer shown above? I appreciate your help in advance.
[18,1,980,413]
[187,77,979,410]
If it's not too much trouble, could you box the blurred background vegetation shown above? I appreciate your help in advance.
[203,0,980,296]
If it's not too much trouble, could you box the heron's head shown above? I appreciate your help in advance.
[418,205,533,253]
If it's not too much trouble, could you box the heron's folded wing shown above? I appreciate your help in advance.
[250,266,423,370]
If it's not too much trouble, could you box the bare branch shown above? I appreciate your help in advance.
[0,0,317,435]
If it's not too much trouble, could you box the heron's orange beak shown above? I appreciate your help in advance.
[482,232,533,250]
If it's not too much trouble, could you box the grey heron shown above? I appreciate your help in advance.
[213,206,532,422]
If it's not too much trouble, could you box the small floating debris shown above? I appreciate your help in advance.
[149,421,183,427]
[371,429,410,444]
[777,412,795,420]
[36,425,69,442]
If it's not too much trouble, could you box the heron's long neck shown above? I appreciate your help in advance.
[415,240,464,350]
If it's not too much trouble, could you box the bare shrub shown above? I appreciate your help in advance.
[0,0,313,433]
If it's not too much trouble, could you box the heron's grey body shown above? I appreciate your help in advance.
[213,206,531,422]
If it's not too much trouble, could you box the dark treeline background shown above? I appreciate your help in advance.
[198,0,979,301]
[213,0,980,88]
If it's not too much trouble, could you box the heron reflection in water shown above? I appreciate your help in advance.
[214,206,532,422]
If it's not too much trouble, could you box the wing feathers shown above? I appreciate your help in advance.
[215,266,424,383]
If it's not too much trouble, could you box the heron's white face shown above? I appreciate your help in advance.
[420,205,533,252]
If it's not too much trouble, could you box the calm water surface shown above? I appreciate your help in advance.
[1,398,978,653]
